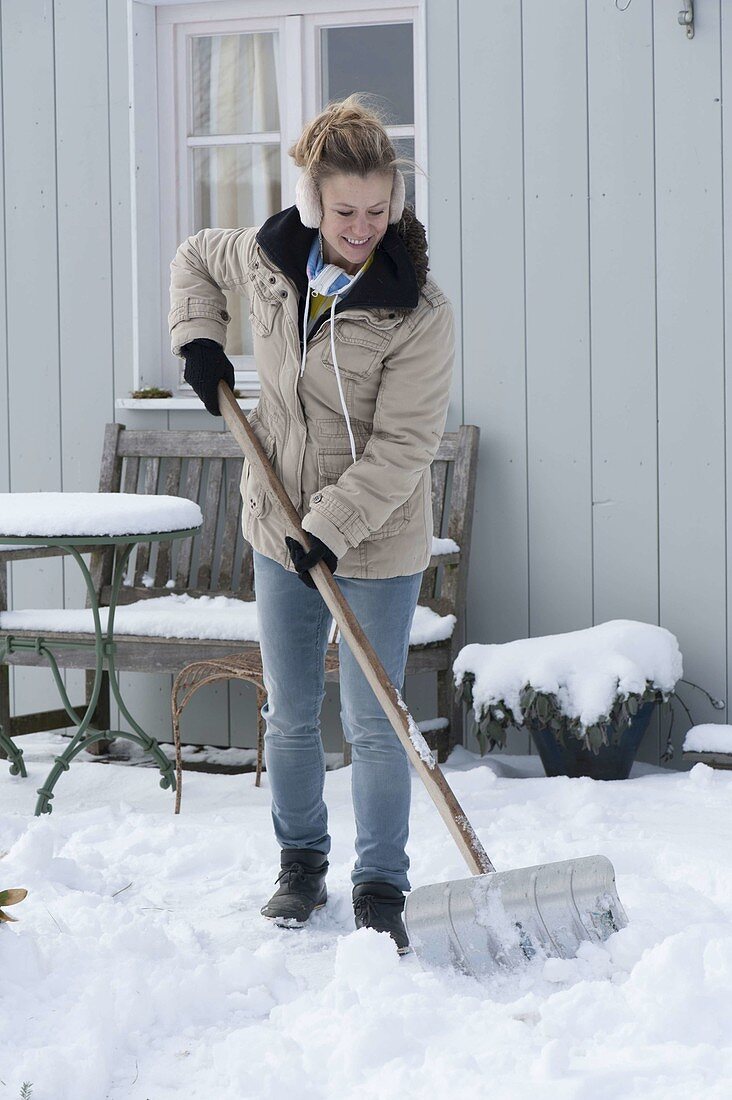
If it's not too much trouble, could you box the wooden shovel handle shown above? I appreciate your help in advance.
[218,382,495,876]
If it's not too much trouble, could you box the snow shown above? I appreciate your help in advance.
[453,619,683,729]
[3,735,732,1099]
[0,596,455,648]
[396,690,436,768]
[431,536,460,555]
[683,724,732,754]
[0,493,202,537]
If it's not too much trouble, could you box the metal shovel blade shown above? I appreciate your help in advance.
[403,855,628,980]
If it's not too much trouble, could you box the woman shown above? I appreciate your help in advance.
[169,96,454,952]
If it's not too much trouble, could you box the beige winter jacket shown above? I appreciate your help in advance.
[169,206,455,579]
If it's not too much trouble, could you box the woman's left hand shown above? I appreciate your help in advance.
[285,535,338,589]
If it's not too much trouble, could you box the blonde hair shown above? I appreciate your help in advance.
[289,94,403,184]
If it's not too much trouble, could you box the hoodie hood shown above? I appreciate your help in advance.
[255,204,429,315]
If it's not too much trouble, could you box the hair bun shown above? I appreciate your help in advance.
[289,94,407,179]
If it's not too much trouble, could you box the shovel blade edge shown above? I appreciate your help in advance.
[403,855,628,980]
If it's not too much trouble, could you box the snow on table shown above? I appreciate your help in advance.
[3,734,732,1100]
[683,724,732,753]
[0,492,202,537]
[0,594,455,647]
[453,619,683,729]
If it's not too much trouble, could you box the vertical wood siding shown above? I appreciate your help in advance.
[0,25,8,496]
[586,0,660,760]
[3,0,64,718]
[653,1,727,754]
[1,0,730,764]
[724,2,732,744]
[453,0,731,764]
[458,0,530,754]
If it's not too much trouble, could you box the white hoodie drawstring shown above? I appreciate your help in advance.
[300,284,311,379]
[328,297,358,464]
[300,290,358,465]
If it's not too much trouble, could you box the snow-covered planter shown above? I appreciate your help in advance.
[453,620,684,780]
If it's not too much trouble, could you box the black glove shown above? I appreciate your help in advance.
[285,535,338,589]
[181,338,235,416]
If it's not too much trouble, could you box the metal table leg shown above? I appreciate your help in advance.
[33,541,176,815]
[0,719,26,778]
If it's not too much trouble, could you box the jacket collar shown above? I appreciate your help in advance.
[255,205,420,311]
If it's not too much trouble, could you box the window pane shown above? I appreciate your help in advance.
[192,144,281,355]
[191,33,280,136]
[320,24,413,125]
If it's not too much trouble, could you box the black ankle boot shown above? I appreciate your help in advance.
[261,849,329,927]
[352,882,409,954]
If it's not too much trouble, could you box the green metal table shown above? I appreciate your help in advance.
[0,527,199,815]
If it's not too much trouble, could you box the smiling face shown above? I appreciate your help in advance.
[318,171,393,275]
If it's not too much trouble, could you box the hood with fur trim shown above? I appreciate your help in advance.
[255,204,429,319]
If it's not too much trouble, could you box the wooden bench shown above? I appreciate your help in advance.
[682,751,732,771]
[0,421,479,766]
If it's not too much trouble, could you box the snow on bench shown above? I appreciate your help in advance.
[0,492,202,537]
[453,619,682,730]
[0,594,456,647]
[683,725,732,754]
[431,536,460,556]
[0,516,458,646]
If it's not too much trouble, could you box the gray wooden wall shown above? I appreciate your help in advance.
[1,0,730,765]
[447,0,732,764]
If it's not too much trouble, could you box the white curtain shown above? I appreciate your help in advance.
[192,33,282,355]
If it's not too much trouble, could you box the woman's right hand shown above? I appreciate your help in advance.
[182,338,235,415]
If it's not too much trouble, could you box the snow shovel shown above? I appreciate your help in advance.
[218,382,629,979]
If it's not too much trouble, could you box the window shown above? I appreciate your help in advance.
[155,2,426,397]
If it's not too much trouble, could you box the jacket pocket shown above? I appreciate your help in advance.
[321,319,389,379]
[242,429,276,520]
[249,289,281,337]
[316,450,410,539]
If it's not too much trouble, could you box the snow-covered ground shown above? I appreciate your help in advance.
[2,734,732,1100]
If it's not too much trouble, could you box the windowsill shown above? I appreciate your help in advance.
[116,396,258,411]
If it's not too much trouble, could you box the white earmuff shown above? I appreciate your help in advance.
[294,172,322,229]
[295,168,407,228]
[388,169,406,224]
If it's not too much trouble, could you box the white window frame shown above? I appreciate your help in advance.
[126,0,426,402]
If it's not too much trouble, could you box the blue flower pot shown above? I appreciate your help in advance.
[529,702,656,780]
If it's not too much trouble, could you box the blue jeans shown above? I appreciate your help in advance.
[253,550,422,892]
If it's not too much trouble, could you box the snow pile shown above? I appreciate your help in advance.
[684,724,732,754]
[431,536,460,555]
[2,735,732,1099]
[0,596,455,647]
[453,619,682,729]
[0,594,261,641]
[409,605,455,646]
[0,492,202,537]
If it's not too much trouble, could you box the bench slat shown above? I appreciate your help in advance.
[133,457,161,586]
[118,430,243,459]
[420,460,450,602]
[104,585,252,604]
[123,456,140,495]
[0,631,450,674]
[197,459,224,589]
[443,426,479,612]
[118,429,459,462]
[434,437,457,462]
[176,459,203,588]
[218,461,243,590]
[154,457,183,587]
